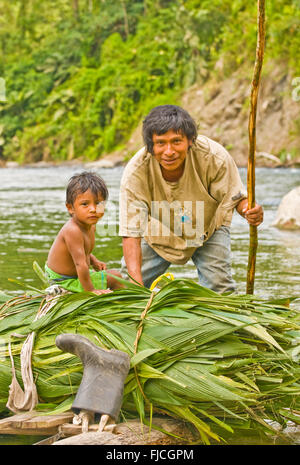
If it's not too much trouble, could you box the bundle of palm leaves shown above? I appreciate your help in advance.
[0,276,300,444]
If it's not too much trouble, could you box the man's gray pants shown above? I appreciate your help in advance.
[121,226,236,294]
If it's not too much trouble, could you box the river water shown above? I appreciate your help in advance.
[0,165,299,302]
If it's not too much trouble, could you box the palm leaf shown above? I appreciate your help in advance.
[0,277,299,443]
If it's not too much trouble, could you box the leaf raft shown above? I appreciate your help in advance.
[0,279,300,444]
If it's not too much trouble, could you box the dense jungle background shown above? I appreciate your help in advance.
[0,0,299,166]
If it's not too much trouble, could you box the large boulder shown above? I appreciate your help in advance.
[272,186,300,230]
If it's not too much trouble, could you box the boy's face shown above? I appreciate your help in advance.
[66,189,105,226]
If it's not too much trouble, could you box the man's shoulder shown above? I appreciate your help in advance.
[192,135,232,168]
[194,135,230,159]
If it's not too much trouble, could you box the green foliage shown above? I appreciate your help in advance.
[217,0,300,74]
[0,0,299,162]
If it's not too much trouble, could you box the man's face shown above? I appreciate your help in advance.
[152,130,192,175]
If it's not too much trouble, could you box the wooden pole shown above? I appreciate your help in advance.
[120,0,130,38]
[246,0,266,294]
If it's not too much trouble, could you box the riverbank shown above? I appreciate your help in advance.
[0,151,125,170]
[1,147,300,170]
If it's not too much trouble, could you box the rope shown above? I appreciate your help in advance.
[133,291,155,356]
[149,272,174,291]
[6,286,69,413]
[0,295,39,315]
[132,273,173,403]
[133,291,155,403]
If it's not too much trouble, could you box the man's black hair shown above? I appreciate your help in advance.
[66,171,109,205]
[142,105,198,154]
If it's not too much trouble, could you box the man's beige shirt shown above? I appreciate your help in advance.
[119,135,247,264]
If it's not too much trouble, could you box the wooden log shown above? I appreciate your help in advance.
[0,425,59,436]
[0,411,74,436]
[18,412,74,429]
[0,411,37,429]
[52,418,198,445]
[52,422,300,446]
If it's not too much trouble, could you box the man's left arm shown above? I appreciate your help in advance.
[207,147,264,227]
[236,198,264,226]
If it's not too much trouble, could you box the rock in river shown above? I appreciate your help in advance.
[272,186,300,230]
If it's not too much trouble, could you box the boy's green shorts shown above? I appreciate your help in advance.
[45,264,107,293]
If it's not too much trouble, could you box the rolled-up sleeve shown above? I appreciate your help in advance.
[119,151,151,237]
[209,151,247,210]
[119,185,149,237]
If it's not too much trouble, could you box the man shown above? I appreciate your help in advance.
[119,105,263,293]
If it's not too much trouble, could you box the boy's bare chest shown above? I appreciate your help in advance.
[83,229,95,254]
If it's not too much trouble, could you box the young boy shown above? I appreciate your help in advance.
[45,171,123,295]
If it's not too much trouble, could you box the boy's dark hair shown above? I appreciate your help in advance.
[66,171,109,205]
[142,105,198,154]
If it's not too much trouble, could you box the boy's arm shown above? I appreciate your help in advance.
[64,229,109,294]
[90,254,107,271]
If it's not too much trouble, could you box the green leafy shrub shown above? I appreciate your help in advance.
[0,0,299,162]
